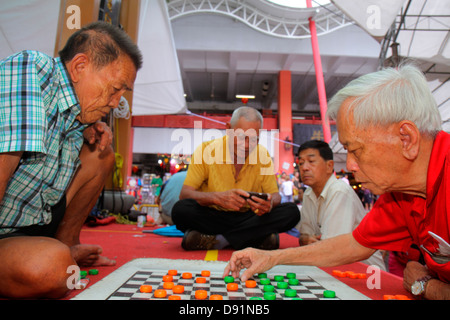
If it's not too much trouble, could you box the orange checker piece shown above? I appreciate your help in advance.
[394,295,411,300]
[163,275,173,282]
[182,272,192,279]
[196,277,207,283]
[245,280,257,288]
[332,270,346,278]
[154,289,167,298]
[332,270,366,279]
[383,294,411,300]
[173,285,185,294]
[227,283,239,291]
[139,285,153,293]
[201,270,211,277]
[163,282,175,290]
[167,270,178,276]
[168,295,181,300]
[195,290,208,300]
[210,294,223,300]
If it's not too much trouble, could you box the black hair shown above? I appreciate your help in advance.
[298,140,333,161]
[59,21,143,70]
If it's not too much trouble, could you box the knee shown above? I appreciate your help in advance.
[171,199,186,221]
[172,199,196,224]
[98,145,116,175]
[80,143,115,177]
[10,239,75,299]
[278,202,301,224]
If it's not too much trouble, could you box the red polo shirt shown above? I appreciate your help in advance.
[353,131,450,283]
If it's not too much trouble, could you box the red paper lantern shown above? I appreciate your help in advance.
[241,97,248,104]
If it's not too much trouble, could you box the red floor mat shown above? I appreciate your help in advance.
[65,222,299,299]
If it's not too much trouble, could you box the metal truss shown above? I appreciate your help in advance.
[166,0,354,39]
[379,0,450,69]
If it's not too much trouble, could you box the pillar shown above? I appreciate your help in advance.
[114,0,140,190]
[277,70,294,175]
[54,0,140,190]
[307,0,331,143]
[54,0,101,56]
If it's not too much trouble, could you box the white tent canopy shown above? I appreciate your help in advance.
[0,0,59,59]
[333,0,450,132]
[329,0,450,167]
[0,0,186,116]
[132,0,186,115]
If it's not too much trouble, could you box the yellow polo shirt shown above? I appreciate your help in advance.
[184,135,278,211]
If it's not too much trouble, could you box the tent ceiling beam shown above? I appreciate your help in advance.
[167,0,353,39]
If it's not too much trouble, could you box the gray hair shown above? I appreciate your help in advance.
[327,64,442,137]
[230,106,264,128]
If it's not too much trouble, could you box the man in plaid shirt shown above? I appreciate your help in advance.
[0,22,142,298]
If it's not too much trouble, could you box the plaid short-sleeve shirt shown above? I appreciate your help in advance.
[0,50,86,234]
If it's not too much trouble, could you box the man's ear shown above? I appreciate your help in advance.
[326,159,335,174]
[398,121,420,161]
[66,53,89,83]
[225,122,232,130]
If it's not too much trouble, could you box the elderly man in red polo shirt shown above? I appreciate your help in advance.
[223,64,450,300]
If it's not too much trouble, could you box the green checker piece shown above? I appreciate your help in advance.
[263,284,275,292]
[264,292,276,300]
[250,297,263,300]
[258,273,268,279]
[323,290,336,298]
[284,289,297,298]
[274,275,284,282]
[80,270,87,279]
[224,276,235,283]
[286,273,296,279]
[288,278,299,285]
[277,281,288,289]
[260,278,271,285]
[88,269,99,275]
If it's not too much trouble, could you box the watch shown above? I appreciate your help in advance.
[411,275,432,296]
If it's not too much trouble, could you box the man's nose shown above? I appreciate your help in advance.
[346,154,359,173]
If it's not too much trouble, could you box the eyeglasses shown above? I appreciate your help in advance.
[420,245,450,264]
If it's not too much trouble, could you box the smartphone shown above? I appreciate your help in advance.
[241,192,268,201]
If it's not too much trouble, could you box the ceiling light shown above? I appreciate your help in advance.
[236,95,255,99]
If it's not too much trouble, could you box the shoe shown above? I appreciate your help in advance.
[258,233,279,250]
[181,230,219,250]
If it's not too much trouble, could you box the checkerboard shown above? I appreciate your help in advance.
[72,258,370,300]
[106,270,336,300]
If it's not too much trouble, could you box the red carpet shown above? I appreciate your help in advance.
[65,222,300,299]
[65,222,412,300]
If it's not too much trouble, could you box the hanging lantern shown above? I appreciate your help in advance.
[241,97,248,104]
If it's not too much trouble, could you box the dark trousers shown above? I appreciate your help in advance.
[172,199,300,250]
[0,195,67,239]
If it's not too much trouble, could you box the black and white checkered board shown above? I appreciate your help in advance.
[71,258,370,300]
[106,270,338,300]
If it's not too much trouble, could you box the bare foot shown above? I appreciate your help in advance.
[70,244,116,267]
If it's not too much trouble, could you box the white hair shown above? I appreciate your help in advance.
[327,64,442,137]
[230,106,263,128]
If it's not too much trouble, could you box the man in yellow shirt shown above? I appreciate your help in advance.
[172,107,300,250]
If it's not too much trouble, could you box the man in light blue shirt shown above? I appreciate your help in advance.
[159,171,187,225]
